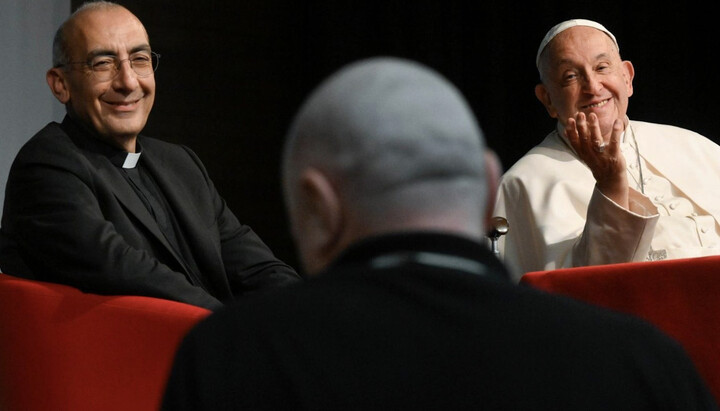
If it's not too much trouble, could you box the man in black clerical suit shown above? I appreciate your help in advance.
[161,58,717,409]
[0,1,300,310]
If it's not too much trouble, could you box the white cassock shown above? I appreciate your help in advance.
[494,119,720,282]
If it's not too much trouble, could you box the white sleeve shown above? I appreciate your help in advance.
[573,186,659,267]
[495,176,658,282]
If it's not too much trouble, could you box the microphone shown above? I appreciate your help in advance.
[487,216,509,257]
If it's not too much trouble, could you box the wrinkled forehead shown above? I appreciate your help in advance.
[536,19,618,67]
[537,27,620,77]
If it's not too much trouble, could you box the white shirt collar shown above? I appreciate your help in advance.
[122,152,142,169]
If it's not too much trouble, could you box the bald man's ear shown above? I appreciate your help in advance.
[47,68,71,104]
[294,168,343,273]
[483,150,503,229]
[534,83,557,119]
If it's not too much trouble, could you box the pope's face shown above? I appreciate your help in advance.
[536,26,634,140]
[53,7,155,149]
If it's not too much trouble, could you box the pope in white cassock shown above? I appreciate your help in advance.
[494,19,720,282]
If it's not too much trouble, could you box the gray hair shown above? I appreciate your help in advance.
[52,1,122,67]
[282,57,487,229]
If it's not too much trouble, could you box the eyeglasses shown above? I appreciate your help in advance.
[58,51,161,82]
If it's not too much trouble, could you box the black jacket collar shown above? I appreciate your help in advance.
[325,231,511,282]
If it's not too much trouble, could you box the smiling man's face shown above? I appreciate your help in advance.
[52,6,155,149]
[536,26,634,140]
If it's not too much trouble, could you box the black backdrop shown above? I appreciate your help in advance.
[71,0,720,272]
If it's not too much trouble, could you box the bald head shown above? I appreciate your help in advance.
[283,57,492,274]
[52,1,144,67]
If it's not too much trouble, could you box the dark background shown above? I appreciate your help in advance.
[72,0,720,272]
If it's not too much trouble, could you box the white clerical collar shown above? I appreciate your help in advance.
[122,152,142,169]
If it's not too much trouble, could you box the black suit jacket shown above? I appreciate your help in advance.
[0,116,300,310]
[161,232,716,410]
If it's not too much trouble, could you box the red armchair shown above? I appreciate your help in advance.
[521,256,720,403]
[0,273,211,411]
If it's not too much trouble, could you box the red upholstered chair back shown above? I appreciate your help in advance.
[0,273,211,411]
[520,256,720,404]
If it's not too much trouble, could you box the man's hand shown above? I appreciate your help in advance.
[565,113,629,209]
